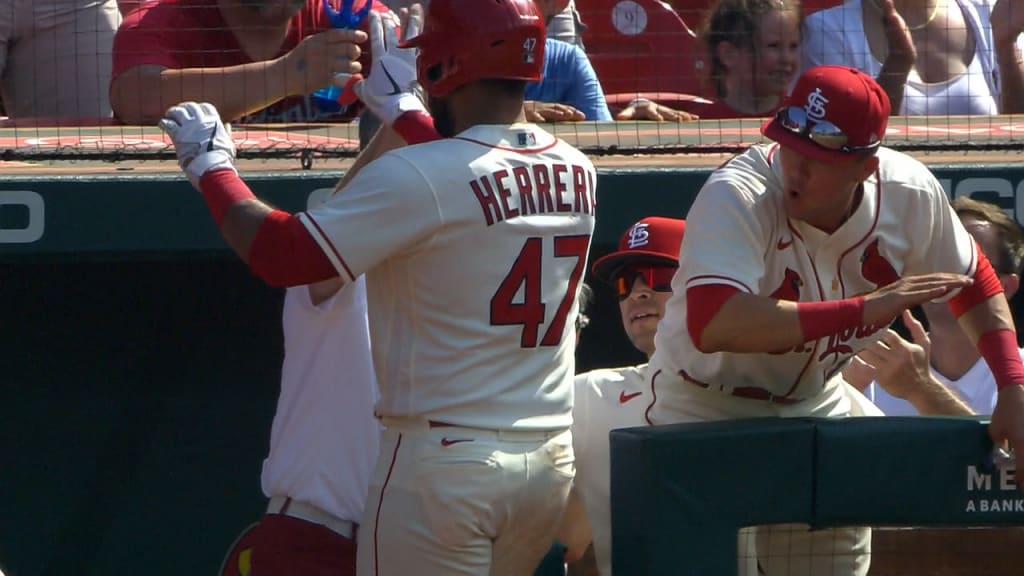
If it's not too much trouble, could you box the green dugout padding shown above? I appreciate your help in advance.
[609,417,1022,576]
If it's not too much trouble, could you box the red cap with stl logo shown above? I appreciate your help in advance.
[762,65,891,163]
[592,217,686,283]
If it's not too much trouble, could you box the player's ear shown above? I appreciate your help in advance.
[856,154,879,181]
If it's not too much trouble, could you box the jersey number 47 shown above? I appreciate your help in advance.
[490,234,589,348]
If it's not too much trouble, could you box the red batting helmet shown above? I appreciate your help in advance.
[399,0,546,97]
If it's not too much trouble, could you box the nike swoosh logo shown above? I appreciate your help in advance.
[619,391,642,404]
[777,238,793,250]
[440,437,473,447]
[207,125,217,152]
[381,63,402,96]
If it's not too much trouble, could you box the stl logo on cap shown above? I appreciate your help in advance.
[804,88,829,121]
[627,223,651,249]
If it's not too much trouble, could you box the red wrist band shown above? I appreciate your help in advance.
[977,328,1024,390]
[796,297,865,342]
[198,169,255,227]
[393,110,441,145]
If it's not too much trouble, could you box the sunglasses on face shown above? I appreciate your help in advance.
[613,264,676,300]
[775,106,881,154]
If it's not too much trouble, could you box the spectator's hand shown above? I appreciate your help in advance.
[848,310,931,398]
[159,102,237,189]
[991,0,1024,47]
[279,28,367,96]
[989,384,1024,492]
[861,272,972,328]
[524,101,586,122]
[879,0,915,73]
[352,6,427,127]
[615,99,699,122]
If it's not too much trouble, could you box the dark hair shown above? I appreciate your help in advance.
[700,0,803,99]
[477,78,530,97]
[576,282,594,331]
[952,196,1024,276]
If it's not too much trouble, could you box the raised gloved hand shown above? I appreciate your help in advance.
[158,102,237,189]
[352,5,437,143]
[352,7,422,123]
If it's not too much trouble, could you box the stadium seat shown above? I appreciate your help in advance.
[579,0,710,99]
[673,0,842,31]
[671,0,718,30]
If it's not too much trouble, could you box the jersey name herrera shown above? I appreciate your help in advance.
[470,162,597,225]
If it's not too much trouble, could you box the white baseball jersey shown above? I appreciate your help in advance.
[866,348,1024,416]
[649,144,976,422]
[261,278,381,523]
[572,364,650,576]
[300,124,596,430]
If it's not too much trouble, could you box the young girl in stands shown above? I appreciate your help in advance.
[686,0,803,118]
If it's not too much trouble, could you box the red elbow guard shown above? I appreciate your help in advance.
[247,210,339,287]
[949,247,1003,318]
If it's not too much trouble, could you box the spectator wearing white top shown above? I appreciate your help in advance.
[802,0,1024,115]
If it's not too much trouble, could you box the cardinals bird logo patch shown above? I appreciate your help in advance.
[770,268,804,301]
[860,238,900,288]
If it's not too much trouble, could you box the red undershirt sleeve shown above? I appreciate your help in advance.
[686,284,739,350]
[198,170,339,287]
[948,246,1003,318]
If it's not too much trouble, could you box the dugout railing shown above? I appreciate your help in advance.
[609,416,1024,576]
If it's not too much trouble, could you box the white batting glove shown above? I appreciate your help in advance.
[158,102,238,189]
[352,9,427,127]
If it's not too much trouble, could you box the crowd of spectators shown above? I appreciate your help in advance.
[1,0,1020,125]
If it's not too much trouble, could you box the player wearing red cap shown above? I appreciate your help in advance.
[646,65,1024,575]
[158,1,596,574]
[562,217,686,576]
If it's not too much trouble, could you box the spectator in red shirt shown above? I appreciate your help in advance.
[110,0,388,124]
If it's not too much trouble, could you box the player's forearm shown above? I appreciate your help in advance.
[958,294,1024,391]
[957,294,1016,345]
[220,199,271,262]
[199,170,339,286]
[899,374,975,416]
[112,61,289,124]
[996,40,1024,114]
[698,291,813,353]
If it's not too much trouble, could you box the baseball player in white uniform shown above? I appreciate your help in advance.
[158,2,596,575]
[220,277,380,576]
[646,65,1024,575]
[564,216,686,576]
